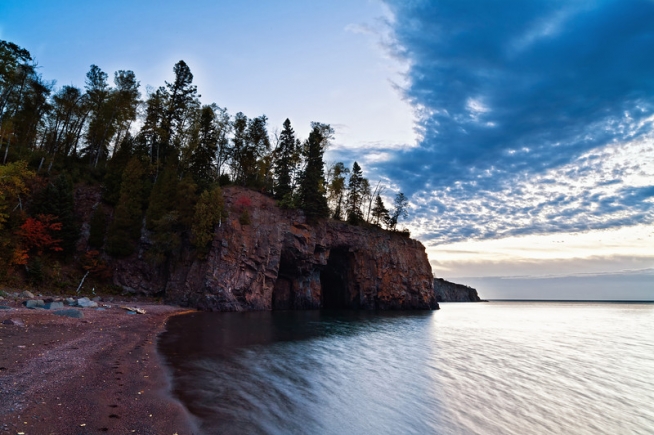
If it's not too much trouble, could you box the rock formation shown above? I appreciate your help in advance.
[113,186,438,311]
[433,278,482,302]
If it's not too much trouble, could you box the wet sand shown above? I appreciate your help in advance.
[0,300,198,434]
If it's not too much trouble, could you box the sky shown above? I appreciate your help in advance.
[2,0,653,299]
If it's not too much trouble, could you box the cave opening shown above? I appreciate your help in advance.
[321,247,359,309]
[272,249,296,310]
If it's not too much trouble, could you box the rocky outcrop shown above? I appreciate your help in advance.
[113,186,438,311]
[433,278,482,302]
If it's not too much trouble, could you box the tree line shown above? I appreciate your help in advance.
[0,39,410,287]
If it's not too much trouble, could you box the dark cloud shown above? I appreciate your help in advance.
[381,0,654,192]
[372,0,654,242]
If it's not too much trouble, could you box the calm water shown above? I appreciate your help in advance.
[158,302,654,435]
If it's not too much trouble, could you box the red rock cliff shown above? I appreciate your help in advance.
[113,187,438,311]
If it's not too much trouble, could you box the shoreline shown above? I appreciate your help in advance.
[0,299,198,434]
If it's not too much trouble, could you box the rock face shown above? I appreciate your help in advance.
[113,187,438,311]
[433,278,482,302]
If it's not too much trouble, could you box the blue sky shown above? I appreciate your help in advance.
[2,0,653,299]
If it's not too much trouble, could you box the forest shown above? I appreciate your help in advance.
[0,39,410,290]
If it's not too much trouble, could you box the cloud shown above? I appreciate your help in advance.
[369,0,654,243]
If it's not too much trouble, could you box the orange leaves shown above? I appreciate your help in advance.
[81,250,111,280]
[16,214,63,257]
[11,247,29,265]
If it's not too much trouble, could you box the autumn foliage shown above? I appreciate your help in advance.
[13,214,63,264]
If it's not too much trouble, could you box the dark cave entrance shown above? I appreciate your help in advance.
[321,247,359,309]
[272,249,296,310]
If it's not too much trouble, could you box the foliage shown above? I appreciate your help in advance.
[298,125,330,221]
[346,161,365,224]
[106,156,149,257]
[88,206,107,248]
[191,186,226,258]
[0,160,34,231]
[15,214,63,260]
[371,194,389,226]
[31,174,79,255]
[80,249,111,280]
[273,118,299,200]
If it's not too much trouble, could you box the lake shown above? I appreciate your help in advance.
[158,302,654,434]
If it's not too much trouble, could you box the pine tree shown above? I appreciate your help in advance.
[345,161,364,224]
[31,174,79,255]
[191,186,226,258]
[371,194,389,226]
[145,162,178,230]
[188,105,218,191]
[298,125,329,221]
[273,118,297,200]
[103,134,133,205]
[88,206,107,248]
[106,156,149,257]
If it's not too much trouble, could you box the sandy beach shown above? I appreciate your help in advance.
[0,297,198,434]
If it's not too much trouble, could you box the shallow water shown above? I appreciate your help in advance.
[158,302,654,434]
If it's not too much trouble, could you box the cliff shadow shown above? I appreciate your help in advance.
[272,249,297,310]
[321,247,359,309]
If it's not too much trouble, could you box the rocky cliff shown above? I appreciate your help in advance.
[113,187,438,311]
[433,278,482,302]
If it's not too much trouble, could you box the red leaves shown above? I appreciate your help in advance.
[234,195,252,211]
[16,214,63,257]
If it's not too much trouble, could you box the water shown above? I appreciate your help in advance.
[158,302,654,435]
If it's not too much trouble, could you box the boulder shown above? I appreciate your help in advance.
[52,309,84,319]
[20,291,35,299]
[76,297,98,308]
[24,299,45,309]
[44,301,65,310]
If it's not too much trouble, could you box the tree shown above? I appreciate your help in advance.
[106,156,149,256]
[298,125,329,221]
[31,174,79,255]
[388,192,409,231]
[0,160,34,231]
[371,194,389,226]
[145,162,178,230]
[273,118,297,200]
[326,162,348,220]
[15,214,63,258]
[88,206,107,248]
[345,161,365,224]
[187,104,219,191]
[191,186,226,258]
[83,64,111,166]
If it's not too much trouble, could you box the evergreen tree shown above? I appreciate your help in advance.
[103,134,133,205]
[31,174,79,255]
[298,126,329,221]
[191,186,226,258]
[273,118,297,200]
[145,162,178,230]
[106,157,149,256]
[188,104,218,191]
[371,194,389,226]
[88,206,107,248]
[345,161,365,224]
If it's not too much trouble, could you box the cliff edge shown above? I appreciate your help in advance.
[113,187,438,311]
[433,278,482,302]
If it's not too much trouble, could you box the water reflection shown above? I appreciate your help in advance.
[159,303,654,435]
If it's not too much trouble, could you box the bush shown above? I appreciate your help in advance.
[238,210,251,226]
